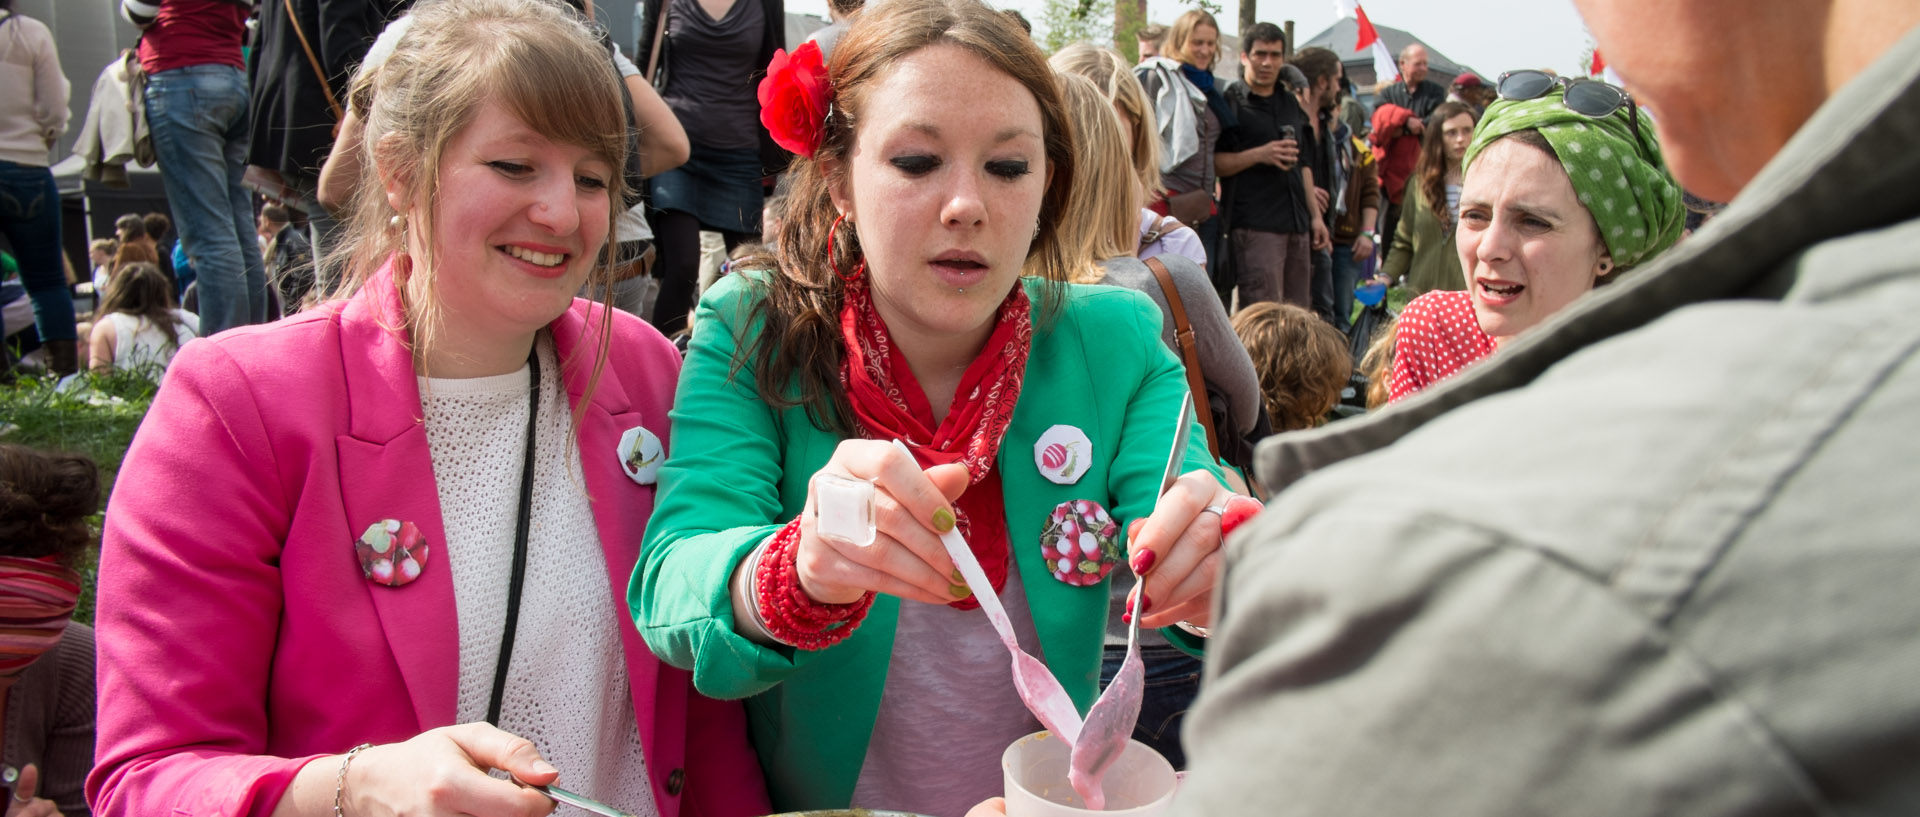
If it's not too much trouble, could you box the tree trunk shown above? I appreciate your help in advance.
[1238,0,1255,46]
[1116,0,1146,61]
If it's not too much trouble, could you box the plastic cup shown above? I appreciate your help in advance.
[1002,731,1176,817]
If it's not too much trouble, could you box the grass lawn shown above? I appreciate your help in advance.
[1,368,162,625]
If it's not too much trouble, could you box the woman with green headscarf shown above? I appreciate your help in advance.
[1387,72,1683,403]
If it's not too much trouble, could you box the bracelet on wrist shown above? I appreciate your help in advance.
[755,518,874,650]
[737,537,785,645]
[334,743,374,817]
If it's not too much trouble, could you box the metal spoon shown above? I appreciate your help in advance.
[510,774,640,817]
[1068,394,1193,809]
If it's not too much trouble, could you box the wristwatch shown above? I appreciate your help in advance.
[1358,230,1377,241]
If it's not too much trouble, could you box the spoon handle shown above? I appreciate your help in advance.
[535,783,640,817]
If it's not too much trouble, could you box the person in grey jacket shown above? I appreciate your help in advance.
[1162,0,1920,814]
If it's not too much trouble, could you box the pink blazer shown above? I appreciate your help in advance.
[88,265,769,817]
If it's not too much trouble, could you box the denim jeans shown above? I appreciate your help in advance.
[0,160,77,342]
[145,64,267,336]
[1331,243,1362,334]
[1100,644,1203,770]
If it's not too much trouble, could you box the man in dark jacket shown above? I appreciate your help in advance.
[247,0,405,268]
[1216,23,1319,310]
[1295,47,1376,333]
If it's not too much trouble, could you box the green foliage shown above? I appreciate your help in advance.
[1113,0,1144,62]
[1,368,161,625]
[1039,0,1116,52]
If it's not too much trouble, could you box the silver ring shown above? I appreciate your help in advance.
[1201,504,1228,517]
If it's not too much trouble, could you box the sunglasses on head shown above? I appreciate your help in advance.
[1496,69,1641,144]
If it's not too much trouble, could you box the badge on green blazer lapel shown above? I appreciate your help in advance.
[1034,425,1093,485]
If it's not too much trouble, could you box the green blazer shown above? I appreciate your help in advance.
[1383,185,1468,295]
[631,273,1217,812]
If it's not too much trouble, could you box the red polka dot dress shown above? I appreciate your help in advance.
[1389,290,1498,403]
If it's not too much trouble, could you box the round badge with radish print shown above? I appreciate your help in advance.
[1039,499,1120,587]
[356,519,429,588]
[1033,425,1093,485]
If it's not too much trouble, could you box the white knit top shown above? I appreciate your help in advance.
[419,337,658,817]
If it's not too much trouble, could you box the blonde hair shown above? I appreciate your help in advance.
[1050,43,1161,202]
[331,0,628,381]
[1056,72,1140,283]
[1166,9,1219,67]
[1232,302,1350,431]
[1360,317,1397,410]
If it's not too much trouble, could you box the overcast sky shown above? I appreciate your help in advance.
[782,0,1598,78]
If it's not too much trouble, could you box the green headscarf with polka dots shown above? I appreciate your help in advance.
[1463,87,1683,269]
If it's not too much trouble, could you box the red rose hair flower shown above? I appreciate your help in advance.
[759,41,833,158]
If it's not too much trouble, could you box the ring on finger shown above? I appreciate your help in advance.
[1201,504,1228,517]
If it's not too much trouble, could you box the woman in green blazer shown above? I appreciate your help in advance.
[629,2,1236,814]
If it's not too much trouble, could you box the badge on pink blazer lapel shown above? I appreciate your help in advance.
[357,519,429,587]
[616,425,665,485]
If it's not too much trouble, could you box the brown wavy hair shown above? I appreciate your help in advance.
[1416,101,1479,233]
[1232,302,1350,432]
[742,0,1077,434]
[0,445,99,564]
[112,241,159,273]
[97,262,186,355]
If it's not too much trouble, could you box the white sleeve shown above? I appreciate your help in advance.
[611,47,640,79]
[356,14,415,80]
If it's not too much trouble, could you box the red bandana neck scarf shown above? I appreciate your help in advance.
[839,271,1034,610]
[0,555,81,679]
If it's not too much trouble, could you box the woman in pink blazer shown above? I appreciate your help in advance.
[87,2,769,816]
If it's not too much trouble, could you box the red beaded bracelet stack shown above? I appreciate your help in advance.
[756,518,875,650]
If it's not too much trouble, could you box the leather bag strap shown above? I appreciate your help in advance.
[1144,257,1222,458]
[645,0,670,83]
[282,0,343,121]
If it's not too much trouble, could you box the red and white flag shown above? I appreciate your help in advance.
[1335,0,1399,84]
